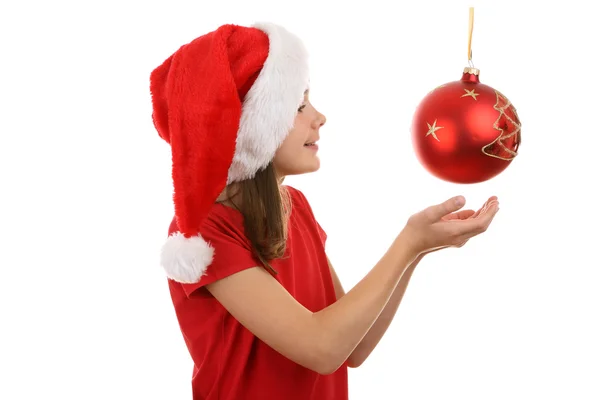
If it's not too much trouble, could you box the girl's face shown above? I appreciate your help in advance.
[273,91,326,178]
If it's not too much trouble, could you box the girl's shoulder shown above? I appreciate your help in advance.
[283,185,316,214]
[283,184,308,205]
[199,184,312,233]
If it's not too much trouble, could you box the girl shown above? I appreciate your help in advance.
[150,22,499,400]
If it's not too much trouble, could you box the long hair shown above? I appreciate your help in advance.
[221,162,291,274]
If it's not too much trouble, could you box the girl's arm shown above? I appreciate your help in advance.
[327,195,499,367]
[327,255,423,368]
[206,196,496,374]
[206,232,416,375]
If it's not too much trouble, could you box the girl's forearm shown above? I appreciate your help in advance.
[312,233,417,373]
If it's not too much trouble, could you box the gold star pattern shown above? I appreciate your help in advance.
[426,119,443,142]
[461,88,479,100]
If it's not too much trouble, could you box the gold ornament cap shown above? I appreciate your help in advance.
[463,67,480,75]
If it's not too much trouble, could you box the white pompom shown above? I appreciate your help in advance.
[160,232,214,284]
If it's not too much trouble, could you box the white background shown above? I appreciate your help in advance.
[2,0,599,399]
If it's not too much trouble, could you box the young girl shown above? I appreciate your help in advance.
[150,22,499,400]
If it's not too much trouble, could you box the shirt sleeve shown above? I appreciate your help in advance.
[169,211,262,298]
[315,219,327,246]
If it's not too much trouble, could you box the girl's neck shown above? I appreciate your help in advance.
[216,175,286,208]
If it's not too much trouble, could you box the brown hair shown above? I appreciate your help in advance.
[219,162,291,274]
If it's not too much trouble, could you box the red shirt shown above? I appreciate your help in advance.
[167,186,348,400]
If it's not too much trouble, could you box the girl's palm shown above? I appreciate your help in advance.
[441,196,497,222]
[428,196,499,252]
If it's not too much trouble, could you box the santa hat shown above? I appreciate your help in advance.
[150,22,310,283]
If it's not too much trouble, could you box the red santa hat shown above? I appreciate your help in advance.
[150,22,310,283]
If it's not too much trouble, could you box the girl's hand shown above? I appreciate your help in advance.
[400,195,499,256]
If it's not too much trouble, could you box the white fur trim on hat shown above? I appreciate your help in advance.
[227,22,310,183]
[161,232,215,284]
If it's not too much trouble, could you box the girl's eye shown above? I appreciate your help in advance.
[298,104,306,112]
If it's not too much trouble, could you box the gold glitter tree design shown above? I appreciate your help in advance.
[482,90,521,160]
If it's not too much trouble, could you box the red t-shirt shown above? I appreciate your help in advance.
[166,186,348,400]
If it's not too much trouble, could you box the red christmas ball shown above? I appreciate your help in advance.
[411,68,522,184]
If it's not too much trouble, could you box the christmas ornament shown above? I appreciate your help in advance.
[411,8,521,184]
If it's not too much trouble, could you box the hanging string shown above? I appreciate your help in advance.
[467,7,475,68]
